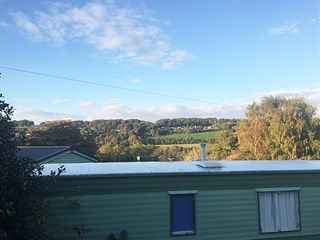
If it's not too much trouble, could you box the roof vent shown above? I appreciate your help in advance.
[196,143,223,168]
[200,143,207,161]
[197,161,223,168]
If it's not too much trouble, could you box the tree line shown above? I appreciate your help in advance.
[14,118,237,161]
[14,96,320,161]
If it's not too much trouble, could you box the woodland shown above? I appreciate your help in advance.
[14,96,320,161]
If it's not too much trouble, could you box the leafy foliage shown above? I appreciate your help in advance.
[236,96,320,159]
[13,119,34,127]
[208,130,238,159]
[17,118,235,161]
[25,120,97,155]
[0,94,64,240]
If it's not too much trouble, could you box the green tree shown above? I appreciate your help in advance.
[13,119,34,127]
[236,96,320,159]
[0,94,64,240]
[26,120,97,155]
[152,146,185,161]
[181,146,201,161]
[207,130,238,159]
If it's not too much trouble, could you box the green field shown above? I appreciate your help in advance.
[155,144,199,148]
[159,130,220,140]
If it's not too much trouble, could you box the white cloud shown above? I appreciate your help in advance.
[12,88,320,123]
[267,23,300,36]
[11,1,191,69]
[12,99,248,124]
[14,106,82,123]
[11,12,43,40]
[255,88,319,102]
[14,98,40,103]
[51,99,95,110]
[129,77,141,84]
[75,100,95,110]
[51,99,68,104]
[162,49,191,70]
[253,88,320,116]
[0,20,8,28]
[88,100,248,122]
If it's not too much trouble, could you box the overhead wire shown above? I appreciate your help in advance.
[0,66,214,104]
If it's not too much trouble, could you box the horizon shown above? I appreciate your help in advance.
[13,116,242,125]
[1,0,319,123]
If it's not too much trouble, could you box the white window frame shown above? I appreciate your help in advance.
[256,188,301,234]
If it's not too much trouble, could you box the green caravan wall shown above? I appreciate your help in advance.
[47,173,320,240]
[42,152,94,164]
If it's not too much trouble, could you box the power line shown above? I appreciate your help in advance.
[0,66,213,104]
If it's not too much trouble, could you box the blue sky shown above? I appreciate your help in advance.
[0,0,319,123]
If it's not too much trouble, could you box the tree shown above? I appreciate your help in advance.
[152,146,185,161]
[0,94,63,240]
[181,146,201,161]
[26,120,97,155]
[236,96,320,159]
[207,130,238,160]
[13,119,34,127]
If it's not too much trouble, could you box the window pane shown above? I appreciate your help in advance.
[278,192,300,231]
[171,194,195,235]
[259,191,300,233]
[259,192,277,233]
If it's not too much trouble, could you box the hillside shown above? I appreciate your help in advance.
[14,117,239,161]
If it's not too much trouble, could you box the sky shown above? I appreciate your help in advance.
[0,0,319,124]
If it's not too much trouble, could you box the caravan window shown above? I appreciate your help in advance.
[170,194,196,236]
[258,191,301,233]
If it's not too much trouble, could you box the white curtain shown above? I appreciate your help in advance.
[259,191,300,233]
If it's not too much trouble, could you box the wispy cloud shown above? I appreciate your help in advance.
[253,88,320,115]
[13,100,248,124]
[96,100,247,122]
[0,20,8,28]
[11,12,44,40]
[129,77,141,84]
[75,100,95,110]
[255,87,319,101]
[266,23,300,36]
[14,98,40,103]
[14,106,82,123]
[51,99,68,104]
[52,99,95,110]
[10,1,191,69]
[12,88,320,123]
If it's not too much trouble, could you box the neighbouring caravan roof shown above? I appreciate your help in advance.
[43,160,320,177]
[17,146,97,164]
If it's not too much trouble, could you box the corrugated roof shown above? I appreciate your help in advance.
[42,160,320,177]
[17,146,70,162]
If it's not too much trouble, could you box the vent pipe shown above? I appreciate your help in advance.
[197,143,223,168]
[200,143,207,161]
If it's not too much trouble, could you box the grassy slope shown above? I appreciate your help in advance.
[155,144,199,148]
[158,130,220,140]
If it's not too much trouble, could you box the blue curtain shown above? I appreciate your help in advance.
[171,194,195,234]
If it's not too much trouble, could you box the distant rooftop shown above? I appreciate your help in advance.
[17,146,70,162]
[43,160,320,177]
